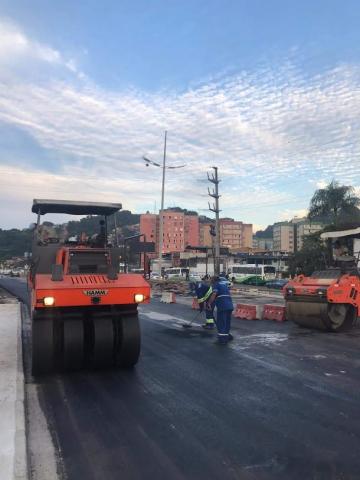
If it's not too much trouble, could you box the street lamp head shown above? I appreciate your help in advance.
[142,156,161,167]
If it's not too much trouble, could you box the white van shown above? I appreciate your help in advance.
[164,267,189,279]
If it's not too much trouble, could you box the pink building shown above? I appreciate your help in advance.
[219,218,253,251]
[139,213,158,246]
[184,215,199,247]
[140,210,199,254]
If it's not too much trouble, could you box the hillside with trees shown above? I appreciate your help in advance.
[254,225,273,239]
[0,210,140,260]
[0,228,33,260]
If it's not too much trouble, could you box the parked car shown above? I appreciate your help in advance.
[242,276,266,286]
[189,273,202,282]
[150,272,161,280]
[265,279,289,290]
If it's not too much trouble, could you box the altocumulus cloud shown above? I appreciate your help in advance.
[0,18,359,228]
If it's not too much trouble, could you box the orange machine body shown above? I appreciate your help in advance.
[285,273,360,316]
[30,246,150,312]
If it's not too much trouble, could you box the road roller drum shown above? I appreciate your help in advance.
[286,301,356,331]
[285,266,360,332]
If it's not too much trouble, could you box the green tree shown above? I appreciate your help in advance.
[0,228,33,260]
[308,180,360,226]
[67,211,140,236]
[288,232,329,277]
[0,210,141,260]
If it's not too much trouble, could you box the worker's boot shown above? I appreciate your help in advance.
[216,333,233,344]
[202,320,215,330]
[216,334,229,345]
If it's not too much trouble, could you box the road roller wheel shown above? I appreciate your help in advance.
[92,317,115,369]
[116,313,141,368]
[32,314,54,376]
[63,319,84,370]
[286,302,329,330]
[287,301,356,332]
[328,304,355,332]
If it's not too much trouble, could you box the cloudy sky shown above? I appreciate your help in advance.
[0,0,360,230]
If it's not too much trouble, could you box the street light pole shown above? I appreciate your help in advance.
[158,131,167,276]
[142,132,185,278]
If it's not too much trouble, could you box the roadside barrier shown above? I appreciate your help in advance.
[160,292,176,304]
[233,303,257,320]
[262,304,287,322]
[192,297,199,309]
[256,305,264,319]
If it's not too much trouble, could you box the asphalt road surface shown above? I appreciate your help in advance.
[1,277,360,480]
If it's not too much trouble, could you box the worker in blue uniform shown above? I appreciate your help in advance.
[207,275,234,344]
[194,276,215,329]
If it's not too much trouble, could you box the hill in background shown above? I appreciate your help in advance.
[0,210,140,261]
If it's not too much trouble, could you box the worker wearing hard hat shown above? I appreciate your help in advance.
[207,275,234,344]
[194,276,215,329]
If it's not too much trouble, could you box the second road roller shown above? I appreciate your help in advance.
[29,199,151,375]
[285,227,360,331]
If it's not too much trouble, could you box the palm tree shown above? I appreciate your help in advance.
[308,180,360,226]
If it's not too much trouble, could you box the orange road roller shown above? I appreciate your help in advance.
[285,227,360,331]
[29,199,150,375]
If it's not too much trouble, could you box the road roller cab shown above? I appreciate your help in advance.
[285,227,360,331]
[29,199,150,375]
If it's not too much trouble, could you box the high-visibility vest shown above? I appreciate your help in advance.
[197,286,212,303]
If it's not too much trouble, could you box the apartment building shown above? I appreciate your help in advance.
[219,218,253,251]
[252,237,274,250]
[184,214,200,247]
[162,211,185,252]
[199,223,213,248]
[139,212,158,245]
[140,210,199,254]
[295,220,323,250]
[272,218,323,252]
[273,223,295,252]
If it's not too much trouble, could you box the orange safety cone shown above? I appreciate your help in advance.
[192,297,199,309]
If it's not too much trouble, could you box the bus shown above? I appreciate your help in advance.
[227,264,276,282]
[164,267,189,279]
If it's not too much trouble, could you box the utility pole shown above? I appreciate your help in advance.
[158,130,167,277]
[208,166,221,275]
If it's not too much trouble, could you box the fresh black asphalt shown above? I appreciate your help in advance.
[1,277,360,480]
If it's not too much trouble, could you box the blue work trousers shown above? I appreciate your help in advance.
[216,309,233,338]
[205,304,215,323]
[200,302,214,320]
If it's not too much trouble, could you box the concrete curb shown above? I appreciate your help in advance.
[0,302,28,480]
[15,303,28,480]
